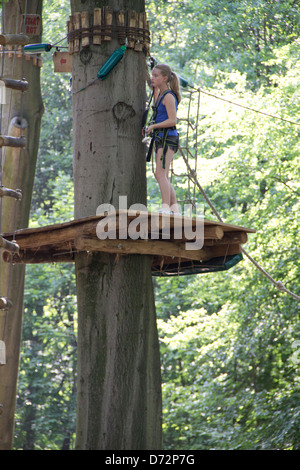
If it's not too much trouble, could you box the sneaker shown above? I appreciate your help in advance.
[158,208,172,214]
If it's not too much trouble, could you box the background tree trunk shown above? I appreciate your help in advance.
[71,0,162,449]
[0,0,43,450]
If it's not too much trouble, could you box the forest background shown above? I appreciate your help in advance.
[4,0,300,450]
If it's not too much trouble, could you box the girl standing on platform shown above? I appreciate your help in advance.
[146,64,181,215]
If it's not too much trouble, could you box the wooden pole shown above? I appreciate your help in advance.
[0,0,44,450]
[0,298,12,310]
[0,34,29,46]
[0,78,29,92]
[0,136,26,148]
[0,187,22,200]
[0,237,19,254]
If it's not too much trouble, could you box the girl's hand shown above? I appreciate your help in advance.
[146,125,154,135]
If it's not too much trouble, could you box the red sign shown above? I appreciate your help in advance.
[21,15,41,36]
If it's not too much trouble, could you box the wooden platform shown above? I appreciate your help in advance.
[1,210,255,276]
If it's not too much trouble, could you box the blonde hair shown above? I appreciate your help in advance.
[154,64,181,104]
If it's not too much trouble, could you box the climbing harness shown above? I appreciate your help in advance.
[144,89,179,168]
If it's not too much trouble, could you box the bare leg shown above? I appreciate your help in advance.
[154,147,180,213]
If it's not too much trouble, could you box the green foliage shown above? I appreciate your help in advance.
[12,0,300,450]
[146,0,300,88]
[31,0,73,215]
[14,174,77,450]
[13,0,76,450]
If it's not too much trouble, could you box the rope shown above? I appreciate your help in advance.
[67,24,149,45]
[178,146,300,302]
[191,86,300,127]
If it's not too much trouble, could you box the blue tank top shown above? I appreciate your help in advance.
[154,91,178,139]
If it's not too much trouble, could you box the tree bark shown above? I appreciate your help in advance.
[71,0,162,449]
[0,0,44,450]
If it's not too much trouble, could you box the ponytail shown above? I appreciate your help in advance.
[170,71,181,104]
[154,64,181,104]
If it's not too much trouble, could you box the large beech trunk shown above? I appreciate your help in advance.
[0,0,44,450]
[71,0,162,450]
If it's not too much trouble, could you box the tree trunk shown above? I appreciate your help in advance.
[0,0,44,450]
[71,0,162,449]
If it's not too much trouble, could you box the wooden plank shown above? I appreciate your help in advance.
[73,12,81,52]
[145,19,150,56]
[116,10,126,45]
[67,17,74,54]
[2,211,255,239]
[205,231,247,246]
[74,236,213,262]
[2,250,74,264]
[93,8,102,45]
[1,211,254,261]
[127,10,137,49]
[103,6,113,41]
[81,11,90,48]
[134,13,144,52]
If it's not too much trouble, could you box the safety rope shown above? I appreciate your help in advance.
[190,85,300,127]
[178,146,300,302]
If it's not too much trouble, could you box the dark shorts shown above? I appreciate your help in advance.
[155,135,179,153]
